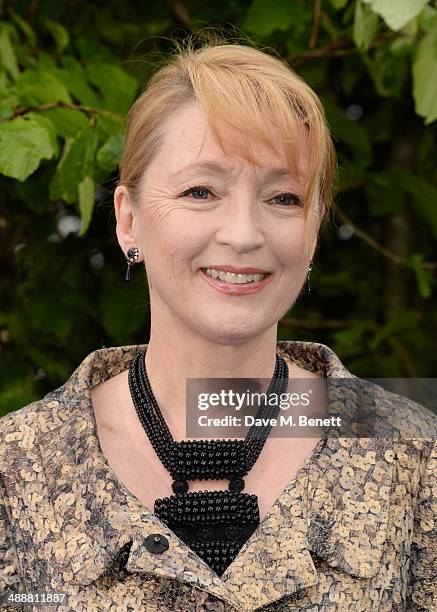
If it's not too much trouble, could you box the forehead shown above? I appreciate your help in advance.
[150,101,310,182]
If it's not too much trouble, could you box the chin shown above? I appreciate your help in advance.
[198,313,269,345]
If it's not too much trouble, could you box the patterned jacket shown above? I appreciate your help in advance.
[1,341,436,611]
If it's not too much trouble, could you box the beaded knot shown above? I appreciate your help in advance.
[228,477,245,492]
[172,479,189,494]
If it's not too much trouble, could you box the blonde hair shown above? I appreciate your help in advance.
[119,31,338,260]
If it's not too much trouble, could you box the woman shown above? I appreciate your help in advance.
[1,35,436,612]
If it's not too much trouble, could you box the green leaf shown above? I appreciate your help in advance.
[417,5,437,33]
[243,0,311,37]
[353,0,379,51]
[365,44,410,98]
[0,80,16,119]
[409,254,435,298]
[75,34,116,63]
[36,50,57,71]
[44,19,70,53]
[366,172,406,216]
[27,288,72,339]
[0,23,19,81]
[49,127,98,203]
[96,133,123,171]
[0,102,14,120]
[369,310,419,350]
[95,113,125,142]
[412,21,437,125]
[322,97,372,169]
[399,16,419,38]
[329,0,349,8]
[332,323,367,346]
[15,69,72,105]
[392,169,437,238]
[9,10,37,47]
[85,61,138,114]
[319,12,339,41]
[389,35,415,54]
[54,55,101,106]
[39,107,89,139]
[78,175,95,236]
[362,0,428,31]
[0,115,56,181]
[24,111,60,158]
[332,321,369,357]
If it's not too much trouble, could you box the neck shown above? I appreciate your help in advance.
[144,309,280,439]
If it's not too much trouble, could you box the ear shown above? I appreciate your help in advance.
[114,186,142,259]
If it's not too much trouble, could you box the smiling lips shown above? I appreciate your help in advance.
[203,268,268,284]
[199,265,273,295]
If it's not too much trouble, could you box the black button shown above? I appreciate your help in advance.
[144,533,169,554]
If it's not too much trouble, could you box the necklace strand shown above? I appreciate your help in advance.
[127,349,289,575]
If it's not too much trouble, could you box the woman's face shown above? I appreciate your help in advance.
[116,101,319,344]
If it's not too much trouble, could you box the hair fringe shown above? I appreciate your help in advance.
[118,27,338,259]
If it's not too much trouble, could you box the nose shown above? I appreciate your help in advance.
[214,200,266,253]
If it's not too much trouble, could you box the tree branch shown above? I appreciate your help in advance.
[8,102,124,122]
[385,335,420,377]
[288,32,397,64]
[164,0,193,28]
[335,206,437,272]
[309,0,321,49]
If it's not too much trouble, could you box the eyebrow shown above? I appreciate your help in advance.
[169,161,296,180]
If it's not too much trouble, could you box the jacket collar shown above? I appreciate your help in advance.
[40,342,394,611]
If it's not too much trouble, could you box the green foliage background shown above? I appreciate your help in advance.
[1,0,437,416]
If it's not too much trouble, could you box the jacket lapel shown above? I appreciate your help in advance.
[38,342,394,612]
[216,439,393,610]
[120,434,394,612]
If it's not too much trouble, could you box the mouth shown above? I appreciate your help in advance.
[198,267,273,295]
[200,268,271,284]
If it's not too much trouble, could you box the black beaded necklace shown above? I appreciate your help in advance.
[128,349,289,576]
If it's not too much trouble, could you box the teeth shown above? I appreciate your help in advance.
[204,268,267,283]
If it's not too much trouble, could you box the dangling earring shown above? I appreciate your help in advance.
[125,247,139,282]
[307,263,313,293]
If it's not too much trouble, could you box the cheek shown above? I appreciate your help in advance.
[145,213,208,275]
[271,222,306,268]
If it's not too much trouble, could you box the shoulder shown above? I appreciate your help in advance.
[356,378,437,442]
[0,393,63,436]
[279,339,437,439]
[0,390,69,475]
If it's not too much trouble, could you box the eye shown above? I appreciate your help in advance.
[179,185,215,200]
[267,193,303,207]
